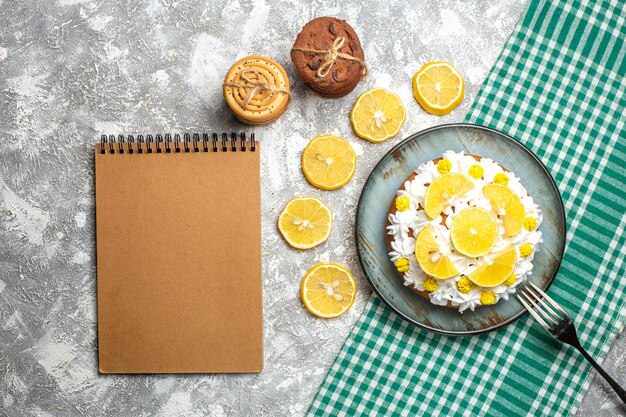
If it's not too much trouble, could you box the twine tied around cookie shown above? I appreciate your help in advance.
[223,68,290,108]
[292,36,368,78]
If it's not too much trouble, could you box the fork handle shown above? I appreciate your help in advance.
[574,343,626,404]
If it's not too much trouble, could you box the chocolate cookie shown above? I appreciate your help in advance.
[291,17,366,98]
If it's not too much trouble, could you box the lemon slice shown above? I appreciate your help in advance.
[300,263,356,318]
[278,197,332,249]
[450,207,499,257]
[423,173,474,219]
[302,135,356,190]
[468,245,517,287]
[415,225,459,279]
[412,62,464,115]
[483,184,524,236]
[350,88,406,143]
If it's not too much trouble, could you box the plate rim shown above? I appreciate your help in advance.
[355,122,566,336]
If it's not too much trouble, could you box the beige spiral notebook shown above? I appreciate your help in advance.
[95,133,263,373]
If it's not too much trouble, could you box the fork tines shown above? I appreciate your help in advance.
[517,282,568,332]
[518,283,626,404]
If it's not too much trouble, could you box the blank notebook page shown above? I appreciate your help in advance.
[95,140,262,373]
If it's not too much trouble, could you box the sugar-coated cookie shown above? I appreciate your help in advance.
[223,55,290,125]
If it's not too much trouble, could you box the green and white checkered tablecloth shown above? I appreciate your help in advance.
[307,0,626,416]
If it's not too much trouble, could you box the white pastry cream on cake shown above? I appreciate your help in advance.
[386,150,543,312]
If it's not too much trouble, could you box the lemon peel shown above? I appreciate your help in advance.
[457,277,473,294]
[395,196,411,212]
[523,217,538,231]
[437,159,453,174]
[424,277,439,292]
[493,173,509,185]
[480,291,496,305]
[395,257,410,273]
[503,274,516,286]
[468,164,484,179]
[519,243,533,258]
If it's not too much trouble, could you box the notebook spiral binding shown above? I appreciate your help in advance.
[99,132,255,154]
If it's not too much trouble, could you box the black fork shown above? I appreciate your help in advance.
[517,282,626,404]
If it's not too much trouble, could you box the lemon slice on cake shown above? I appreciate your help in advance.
[350,88,406,143]
[278,197,332,249]
[301,135,356,190]
[483,183,525,236]
[423,173,474,219]
[412,62,464,115]
[300,263,356,318]
[415,225,458,279]
[468,245,517,287]
[450,207,499,257]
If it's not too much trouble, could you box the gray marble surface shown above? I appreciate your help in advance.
[0,0,623,416]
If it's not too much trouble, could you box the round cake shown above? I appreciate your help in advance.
[386,150,543,312]
[291,17,366,98]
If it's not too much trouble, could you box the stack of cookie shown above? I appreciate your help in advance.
[223,55,291,126]
[291,17,366,98]
[222,17,367,125]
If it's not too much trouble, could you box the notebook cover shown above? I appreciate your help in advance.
[95,142,263,373]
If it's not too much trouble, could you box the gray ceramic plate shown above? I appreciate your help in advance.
[355,123,566,335]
